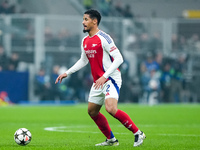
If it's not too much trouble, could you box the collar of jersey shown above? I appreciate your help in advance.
[88,30,101,38]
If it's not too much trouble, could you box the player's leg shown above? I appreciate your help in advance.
[105,98,139,133]
[88,102,102,117]
[88,102,115,139]
[104,81,146,147]
[105,98,146,147]
[104,80,139,134]
[88,102,119,146]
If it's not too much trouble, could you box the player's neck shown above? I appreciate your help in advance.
[88,28,100,37]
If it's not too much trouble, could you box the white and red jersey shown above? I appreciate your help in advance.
[66,30,123,88]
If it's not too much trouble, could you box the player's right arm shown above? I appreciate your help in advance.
[55,52,88,84]
[55,72,68,84]
[55,39,89,84]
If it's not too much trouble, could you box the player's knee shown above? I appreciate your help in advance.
[88,109,99,117]
[105,105,117,116]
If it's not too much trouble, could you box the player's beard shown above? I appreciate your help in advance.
[83,29,90,33]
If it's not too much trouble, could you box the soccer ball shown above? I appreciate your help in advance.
[14,128,32,146]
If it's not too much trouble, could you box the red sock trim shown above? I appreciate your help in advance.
[114,109,139,133]
[91,112,113,139]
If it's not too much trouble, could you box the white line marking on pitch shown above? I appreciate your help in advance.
[44,126,129,134]
[44,126,200,137]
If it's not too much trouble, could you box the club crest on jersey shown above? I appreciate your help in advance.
[92,44,97,47]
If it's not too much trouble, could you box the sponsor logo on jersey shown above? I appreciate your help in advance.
[84,44,87,48]
[85,50,97,58]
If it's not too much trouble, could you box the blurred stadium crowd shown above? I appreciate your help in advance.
[0,0,200,104]
[0,46,19,71]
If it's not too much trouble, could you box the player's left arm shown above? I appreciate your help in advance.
[103,34,124,79]
[94,36,123,89]
[103,47,123,79]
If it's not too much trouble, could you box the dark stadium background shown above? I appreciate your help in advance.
[0,0,200,105]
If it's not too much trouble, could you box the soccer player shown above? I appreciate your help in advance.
[55,9,146,147]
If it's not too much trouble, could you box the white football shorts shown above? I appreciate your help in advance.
[88,79,121,105]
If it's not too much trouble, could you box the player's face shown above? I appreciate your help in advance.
[82,14,96,33]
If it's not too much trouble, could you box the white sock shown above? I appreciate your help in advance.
[108,137,116,141]
[134,130,141,135]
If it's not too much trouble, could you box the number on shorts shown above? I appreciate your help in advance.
[106,84,110,92]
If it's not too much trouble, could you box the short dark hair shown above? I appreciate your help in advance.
[84,9,101,26]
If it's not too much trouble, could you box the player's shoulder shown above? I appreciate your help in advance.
[97,30,113,44]
[81,35,89,43]
[97,30,110,36]
[82,35,89,40]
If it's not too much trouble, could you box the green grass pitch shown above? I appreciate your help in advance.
[0,103,200,150]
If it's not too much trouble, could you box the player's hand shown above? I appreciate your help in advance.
[94,76,107,90]
[55,73,67,84]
